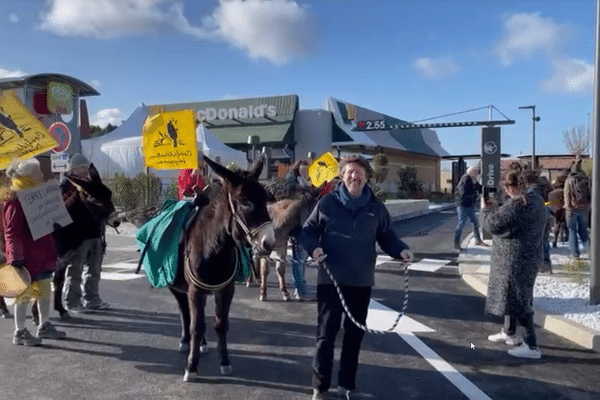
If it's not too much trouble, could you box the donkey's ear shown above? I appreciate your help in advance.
[66,176,88,193]
[88,163,101,182]
[203,156,242,186]
[248,154,265,180]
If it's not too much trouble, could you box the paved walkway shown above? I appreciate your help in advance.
[457,233,600,353]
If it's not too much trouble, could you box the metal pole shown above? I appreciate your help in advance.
[532,106,536,170]
[590,0,600,305]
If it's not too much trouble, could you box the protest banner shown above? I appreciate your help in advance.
[142,110,197,170]
[0,91,58,169]
[308,152,339,187]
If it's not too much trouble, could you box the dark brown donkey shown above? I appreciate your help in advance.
[167,155,275,382]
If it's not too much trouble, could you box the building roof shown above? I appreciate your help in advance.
[327,97,449,158]
[0,73,99,96]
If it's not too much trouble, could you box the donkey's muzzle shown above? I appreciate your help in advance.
[251,222,275,254]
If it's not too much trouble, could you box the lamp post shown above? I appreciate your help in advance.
[519,105,540,169]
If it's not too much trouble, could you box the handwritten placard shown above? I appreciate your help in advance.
[16,180,73,241]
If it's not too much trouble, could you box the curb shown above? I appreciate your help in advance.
[458,233,600,353]
[392,202,455,222]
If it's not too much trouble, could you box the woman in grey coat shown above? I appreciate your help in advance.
[480,169,546,359]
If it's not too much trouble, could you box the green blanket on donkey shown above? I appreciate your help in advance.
[136,200,195,288]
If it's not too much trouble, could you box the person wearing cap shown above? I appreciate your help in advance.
[1,158,67,345]
[60,153,110,314]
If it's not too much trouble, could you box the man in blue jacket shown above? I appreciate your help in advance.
[299,155,413,400]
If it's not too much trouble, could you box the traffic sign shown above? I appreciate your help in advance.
[51,152,70,172]
[49,122,71,153]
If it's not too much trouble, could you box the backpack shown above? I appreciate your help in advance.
[568,173,591,209]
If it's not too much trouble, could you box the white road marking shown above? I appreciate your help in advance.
[101,262,144,281]
[369,300,492,400]
[376,256,452,273]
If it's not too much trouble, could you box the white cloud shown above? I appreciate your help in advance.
[9,13,19,23]
[0,68,26,78]
[542,58,594,93]
[496,12,572,66]
[91,108,123,128]
[38,0,315,65]
[413,57,460,78]
[205,0,315,65]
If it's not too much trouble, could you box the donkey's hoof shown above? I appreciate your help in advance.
[200,344,209,354]
[183,370,197,382]
[59,310,71,320]
[178,342,190,354]
[259,294,266,302]
[220,364,233,375]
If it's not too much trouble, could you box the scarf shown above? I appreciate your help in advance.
[336,182,371,213]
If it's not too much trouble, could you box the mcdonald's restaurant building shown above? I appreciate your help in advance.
[152,95,449,193]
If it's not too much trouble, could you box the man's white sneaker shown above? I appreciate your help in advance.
[508,343,542,359]
[487,331,521,346]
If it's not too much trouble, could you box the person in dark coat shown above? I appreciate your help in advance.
[298,155,413,400]
[453,166,487,250]
[481,169,546,359]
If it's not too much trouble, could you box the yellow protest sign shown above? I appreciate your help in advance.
[142,110,197,170]
[0,91,58,170]
[309,152,339,187]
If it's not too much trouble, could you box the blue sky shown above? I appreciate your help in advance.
[0,0,596,161]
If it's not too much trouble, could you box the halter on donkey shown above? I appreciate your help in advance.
[167,155,275,382]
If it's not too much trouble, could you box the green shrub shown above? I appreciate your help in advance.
[110,172,162,210]
[165,180,178,201]
[133,173,162,208]
[397,166,423,199]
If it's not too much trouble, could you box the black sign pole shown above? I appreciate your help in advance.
[481,126,501,240]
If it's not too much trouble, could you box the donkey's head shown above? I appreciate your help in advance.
[204,155,275,254]
[66,163,120,229]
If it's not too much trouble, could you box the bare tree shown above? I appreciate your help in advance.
[562,124,591,156]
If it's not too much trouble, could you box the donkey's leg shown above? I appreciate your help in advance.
[31,300,39,326]
[52,266,70,319]
[214,282,235,375]
[259,257,269,301]
[183,287,207,382]
[169,288,191,354]
[275,260,290,301]
[0,296,11,318]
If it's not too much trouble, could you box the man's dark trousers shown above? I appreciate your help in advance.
[312,285,371,392]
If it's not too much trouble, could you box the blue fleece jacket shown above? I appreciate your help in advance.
[298,183,408,287]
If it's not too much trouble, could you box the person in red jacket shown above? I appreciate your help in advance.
[177,158,205,200]
[2,158,66,346]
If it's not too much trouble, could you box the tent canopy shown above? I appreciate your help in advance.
[81,105,248,179]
